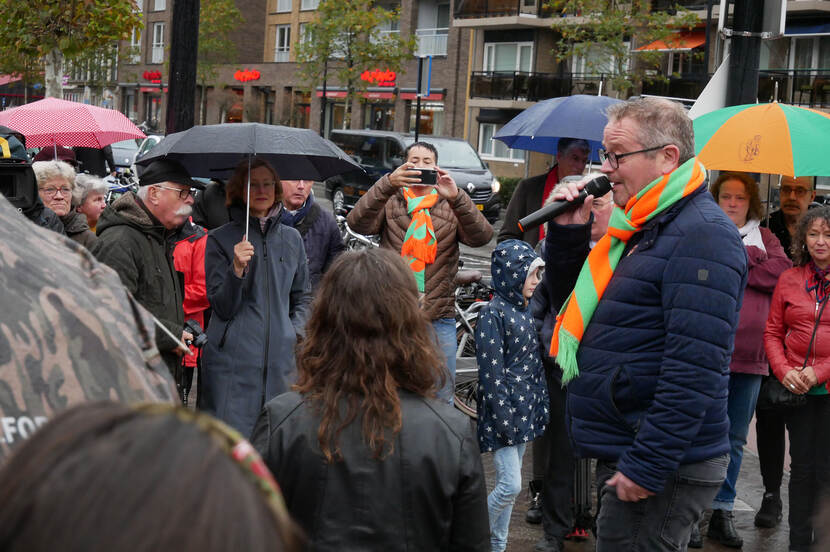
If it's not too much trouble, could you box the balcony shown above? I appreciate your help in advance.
[415,28,448,57]
[455,0,551,20]
[759,69,830,108]
[470,71,608,101]
[641,74,708,100]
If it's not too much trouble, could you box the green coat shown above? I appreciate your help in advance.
[94,192,184,376]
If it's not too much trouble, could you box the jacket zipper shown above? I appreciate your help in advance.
[261,226,271,408]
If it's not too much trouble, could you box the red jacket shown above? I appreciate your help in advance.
[730,228,791,375]
[173,225,209,368]
[764,264,830,393]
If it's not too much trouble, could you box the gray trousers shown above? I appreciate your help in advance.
[595,454,728,552]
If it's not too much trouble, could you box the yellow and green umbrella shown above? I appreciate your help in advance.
[693,102,830,177]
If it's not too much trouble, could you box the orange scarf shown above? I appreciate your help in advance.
[401,187,438,292]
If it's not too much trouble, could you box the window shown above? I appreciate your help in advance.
[478,123,523,161]
[277,0,291,12]
[274,24,291,62]
[571,43,628,76]
[299,23,309,44]
[151,22,165,64]
[129,28,141,64]
[483,42,532,72]
[153,0,165,10]
[301,0,319,9]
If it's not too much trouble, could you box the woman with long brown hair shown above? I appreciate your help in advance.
[252,248,489,551]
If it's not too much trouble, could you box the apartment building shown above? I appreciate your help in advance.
[455,0,830,179]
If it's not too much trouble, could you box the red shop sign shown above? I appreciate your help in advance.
[143,70,162,84]
[234,69,261,82]
[360,69,396,87]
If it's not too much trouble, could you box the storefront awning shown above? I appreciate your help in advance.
[785,21,830,36]
[637,30,706,52]
[0,75,21,87]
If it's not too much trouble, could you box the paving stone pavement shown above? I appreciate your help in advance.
[478,437,791,552]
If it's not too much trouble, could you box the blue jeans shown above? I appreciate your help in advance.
[595,454,728,551]
[433,318,456,404]
[489,443,528,552]
[712,372,763,510]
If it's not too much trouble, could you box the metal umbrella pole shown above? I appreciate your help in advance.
[244,155,252,242]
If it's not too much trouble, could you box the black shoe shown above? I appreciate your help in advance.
[707,509,743,548]
[525,481,542,525]
[534,537,563,552]
[754,492,783,528]
[688,521,703,549]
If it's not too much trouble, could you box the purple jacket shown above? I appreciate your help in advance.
[731,226,791,375]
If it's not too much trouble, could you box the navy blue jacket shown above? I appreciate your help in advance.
[202,204,312,437]
[543,184,747,493]
[476,239,549,452]
[281,197,345,291]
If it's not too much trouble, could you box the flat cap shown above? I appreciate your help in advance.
[139,159,204,190]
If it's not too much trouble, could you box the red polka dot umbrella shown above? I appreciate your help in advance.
[0,97,145,148]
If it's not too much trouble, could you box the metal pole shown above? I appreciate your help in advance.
[703,0,714,81]
[415,57,423,142]
[320,61,328,138]
[244,155,251,242]
[726,0,764,106]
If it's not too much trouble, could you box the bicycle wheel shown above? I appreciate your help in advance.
[453,365,478,420]
[455,314,477,358]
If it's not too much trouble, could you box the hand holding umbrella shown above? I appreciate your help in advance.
[233,240,254,278]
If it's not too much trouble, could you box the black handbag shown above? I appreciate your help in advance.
[757,296,827,410]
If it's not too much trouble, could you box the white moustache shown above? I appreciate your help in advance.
[175,205,193,217]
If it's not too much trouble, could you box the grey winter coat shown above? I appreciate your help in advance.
[202,203,312,437]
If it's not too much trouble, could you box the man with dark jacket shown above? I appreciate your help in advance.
[280,179,345,291]
[94,159,204,377]
[347,141,493,402]
[498,138,589,248]
[537,97,747,551]
[74,145,115,177]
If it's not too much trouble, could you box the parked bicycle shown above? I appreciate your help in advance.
[453,267,493,419]
[335,213,380,251]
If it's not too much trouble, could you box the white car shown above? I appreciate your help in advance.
[135,135,163,163]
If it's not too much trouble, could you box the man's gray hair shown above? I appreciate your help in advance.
[72,173,109,207]
[557,137,590,155]
[606,97,695,165]
[136,185,150,200]
[32,160,76,189]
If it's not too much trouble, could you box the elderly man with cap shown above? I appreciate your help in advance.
[93,159,204,377]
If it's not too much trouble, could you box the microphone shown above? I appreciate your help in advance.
[517,174,612,232]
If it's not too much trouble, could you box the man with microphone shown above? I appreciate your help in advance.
[535,97,747,551]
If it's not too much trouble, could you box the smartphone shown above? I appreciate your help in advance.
[415,167,438,185]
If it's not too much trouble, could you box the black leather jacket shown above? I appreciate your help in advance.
[251,390,490,551]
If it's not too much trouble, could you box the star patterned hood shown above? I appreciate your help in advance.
[490,239,542,308]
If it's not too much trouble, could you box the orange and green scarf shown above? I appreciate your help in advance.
[551,158,706,383]
[402,187,439,292]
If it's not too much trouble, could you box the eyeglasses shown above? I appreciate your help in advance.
[154,184,194,200]
[780,185,811,198]
[40,186,72,197]
[598,144,669,169]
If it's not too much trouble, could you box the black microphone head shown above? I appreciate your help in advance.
[583,174,612,197]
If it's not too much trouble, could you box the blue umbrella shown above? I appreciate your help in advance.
[493,95,623,161]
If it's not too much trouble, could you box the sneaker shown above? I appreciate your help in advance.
[754,492,783,528]
[525,481,542,525]
[707,509,743,548]
[688,522,703,549]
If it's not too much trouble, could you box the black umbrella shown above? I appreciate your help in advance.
[134,123,361,181]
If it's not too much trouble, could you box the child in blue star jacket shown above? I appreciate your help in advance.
[476,239,549,552]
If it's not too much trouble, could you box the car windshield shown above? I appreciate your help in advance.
[403,137,484,170]
[110,139,139,166]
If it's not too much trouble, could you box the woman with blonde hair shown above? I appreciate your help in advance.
[252,248,489,551]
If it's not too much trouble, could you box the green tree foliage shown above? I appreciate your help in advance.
[0,0,143,98]
[295,0,416,129]
[197,0,245,124]
[548,0,699,97]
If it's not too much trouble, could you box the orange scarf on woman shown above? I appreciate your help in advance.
[401,187,438,292]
